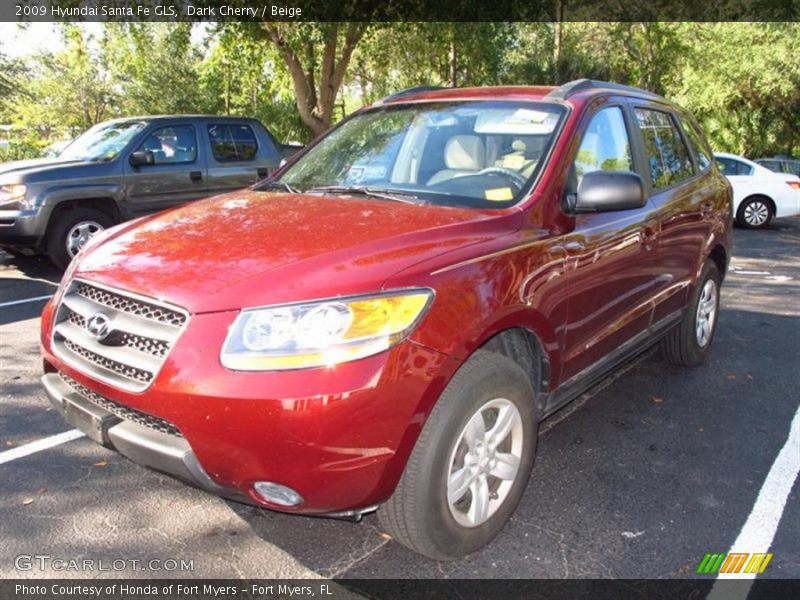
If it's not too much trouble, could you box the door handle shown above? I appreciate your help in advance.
[190,171,203,183]
[700,201,714,217]
[640,225,658,245]
[257,168,270,179]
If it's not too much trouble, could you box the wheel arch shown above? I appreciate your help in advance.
[708,243,728,282]
[739,193,776,218]
[44,198,120,249]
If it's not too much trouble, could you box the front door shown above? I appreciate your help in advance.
[124,123,208,215]
[559,102,659,383]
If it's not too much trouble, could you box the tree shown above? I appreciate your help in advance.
[197,23,308,142]
[672,23,800,157]
[101,23,203,116]
[14,25,114,138]
[261,23,371,137]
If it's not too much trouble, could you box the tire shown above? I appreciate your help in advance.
[46,207,113,270]
[660,259,721,367]
[378,350,538,560]
[736,196,773,229]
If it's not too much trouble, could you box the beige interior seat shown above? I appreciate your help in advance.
[427,135,486,185]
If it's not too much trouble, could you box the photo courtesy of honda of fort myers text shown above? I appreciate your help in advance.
[0,1,798,600]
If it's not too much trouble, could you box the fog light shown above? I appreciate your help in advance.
[253,481,303,507]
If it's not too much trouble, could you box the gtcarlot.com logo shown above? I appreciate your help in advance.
[697,552,773,575]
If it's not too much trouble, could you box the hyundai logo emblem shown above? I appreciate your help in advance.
[85,314,111,341]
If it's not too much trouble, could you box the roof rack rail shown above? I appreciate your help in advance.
[546,79,662,101]
[376,85,447,105]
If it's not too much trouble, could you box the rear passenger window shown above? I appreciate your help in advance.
[634,108,694,190]
[574,107,632,177]
[680,120,712,172]
[716,157,753,176]
[208,124,258,162]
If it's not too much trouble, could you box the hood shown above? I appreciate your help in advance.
[77,190,516,313]
[0,157,96,180]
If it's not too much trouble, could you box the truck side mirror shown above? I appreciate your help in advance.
[130,150,155,168]
[571,170,646,213]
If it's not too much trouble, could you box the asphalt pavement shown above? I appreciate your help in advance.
[0,218,798,581]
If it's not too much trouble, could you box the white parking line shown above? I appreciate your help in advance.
[0,294,53,308]
[0,429,85,465]
[707,404,800,599]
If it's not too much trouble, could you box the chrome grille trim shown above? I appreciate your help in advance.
[75,282,187,327]
[60,374,183,438]
[52,279,189,392]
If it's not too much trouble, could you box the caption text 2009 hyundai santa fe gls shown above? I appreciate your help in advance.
[40,80,732,559]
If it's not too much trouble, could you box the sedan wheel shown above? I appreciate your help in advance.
[737,197,773,229]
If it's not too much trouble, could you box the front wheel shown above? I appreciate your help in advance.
[736,196,773,229]
[660,259,721,366]
[47,208,113,270]
[378,350,538,560]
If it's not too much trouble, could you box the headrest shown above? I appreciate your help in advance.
[444,135,485,170]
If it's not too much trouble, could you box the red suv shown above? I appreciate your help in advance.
[40,80,732,559]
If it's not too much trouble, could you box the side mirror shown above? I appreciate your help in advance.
[129,150,155,168]
[571,170,645,213]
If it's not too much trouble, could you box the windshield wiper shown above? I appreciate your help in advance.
[255,180,301,194]
[307,185,421,204]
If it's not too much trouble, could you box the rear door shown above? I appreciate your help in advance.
[203,121,282,196]
[123,122,208,215]
[629,104,711,325]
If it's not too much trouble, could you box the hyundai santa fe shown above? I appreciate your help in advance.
[40,80,732,559]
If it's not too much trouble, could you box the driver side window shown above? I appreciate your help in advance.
[574,107,633,178]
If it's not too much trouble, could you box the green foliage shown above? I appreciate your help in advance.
[1,22,798,158]
[671,23,800,157]
[102,23,203,116]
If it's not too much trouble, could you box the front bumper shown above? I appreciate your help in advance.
[42,372,246,501]
[40,297,458,515]
[0,208,49,249]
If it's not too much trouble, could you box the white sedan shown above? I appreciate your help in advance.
[714,152,800,229]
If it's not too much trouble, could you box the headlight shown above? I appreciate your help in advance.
[0,184,28,207]
[221,289,434,371]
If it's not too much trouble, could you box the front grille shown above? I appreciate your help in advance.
[76,282,187,327]
[64,339,154,384]
[61,374,183,437]
[52,279,188,392]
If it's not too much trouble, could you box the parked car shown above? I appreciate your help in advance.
[714,152,800,228]
[40,80,732,559]
[0,115,299,268]
[755,155,800,177]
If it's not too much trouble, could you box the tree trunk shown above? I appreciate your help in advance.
[262,23,367,138]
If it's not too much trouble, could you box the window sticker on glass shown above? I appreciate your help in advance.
[485,187,514,201]
[475,109,559,135]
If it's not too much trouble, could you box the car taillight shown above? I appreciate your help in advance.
[787,181,800,190]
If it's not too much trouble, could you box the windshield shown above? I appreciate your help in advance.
[277,100,566,208]
[59,121,147,162]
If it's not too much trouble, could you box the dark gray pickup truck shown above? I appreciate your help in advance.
[0,115,300,268]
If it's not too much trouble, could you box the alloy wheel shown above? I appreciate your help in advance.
[447,398,524,528]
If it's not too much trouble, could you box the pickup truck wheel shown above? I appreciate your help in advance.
[47,208,113,270]
[378,350,538,560]
[736,196,773,229]
[660,260,721,366]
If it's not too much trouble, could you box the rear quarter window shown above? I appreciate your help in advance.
[679,119,712,172]
[208,124,258,162]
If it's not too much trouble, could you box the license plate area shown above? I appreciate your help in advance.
[63,394,120,446]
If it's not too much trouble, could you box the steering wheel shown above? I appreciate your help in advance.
[476,167,528,189]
